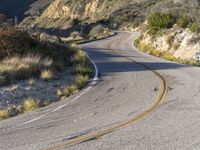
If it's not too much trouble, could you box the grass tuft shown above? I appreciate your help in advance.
[57,85,79,98]
[0,54,53,85]
[0,109,8,120]
[74,75,89,89]
[23,98,39,112]
[67,85,79,95]
[28,78,36,86]
[75,65,92,76]
[40,69,53,81]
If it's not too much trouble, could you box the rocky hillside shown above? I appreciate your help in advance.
[0,0,199,27]
[139,28,200,60]
[1,0,200,60]
[20,0,151,35]
[1,0,200,31]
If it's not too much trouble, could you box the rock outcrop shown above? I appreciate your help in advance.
[140,29,200,60]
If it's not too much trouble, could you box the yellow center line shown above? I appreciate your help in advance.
[44,38,168,150]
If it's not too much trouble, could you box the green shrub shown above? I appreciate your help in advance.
[147,12,176,34]
[176,15,190,28]
[189,22,200,33]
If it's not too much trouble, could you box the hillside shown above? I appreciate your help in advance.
[0,0,52,20]
[1,0,200,60]
[19,0,200,30]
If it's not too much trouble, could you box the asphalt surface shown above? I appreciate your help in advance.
[1,32,200,150]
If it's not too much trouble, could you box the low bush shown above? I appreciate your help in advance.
[189,22,200,33]
[176,15,190,28]
[0,26,34,59]
[0,26,77,85]
[147,12,176,34]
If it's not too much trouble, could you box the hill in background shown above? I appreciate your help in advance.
[0,0,52,21]
[1,0,200,35]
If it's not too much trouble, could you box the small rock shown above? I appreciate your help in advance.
[154,87,159,91]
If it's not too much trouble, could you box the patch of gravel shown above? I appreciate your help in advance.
[0,68,74,109]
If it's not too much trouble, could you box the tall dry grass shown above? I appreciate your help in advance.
[0,54,53,84]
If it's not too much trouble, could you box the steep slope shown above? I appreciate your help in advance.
[20,0,200,34]
[0,0,52,21]
[23,0,155,31]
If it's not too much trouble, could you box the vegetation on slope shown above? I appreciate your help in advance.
[0,25,93,120]
[0,26,76,85]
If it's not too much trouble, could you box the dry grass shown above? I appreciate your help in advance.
[28,78,36,86]
[23,98,39,112]
[56,88,64,97]
[75,75,89,89]
[0,54,53,84]
[0,106,20,120]
[0,109,8,120]
[73,49,89,67]
[68,85,79,95]
[0,98,46,120]
[0,76,6,85]
[75,65,92,76]
[137,41,200,66]
[57,85,79,98]
[138,42,177,61]
[40,69,53,81]
[0,44,92,120]
[5,84,19,92]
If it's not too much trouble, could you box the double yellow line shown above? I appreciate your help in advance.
[45,39,168,150]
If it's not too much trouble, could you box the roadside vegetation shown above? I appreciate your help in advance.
[0,26,76,85]
[0,26,92,120]
[56,48,91,98]
[135,41,200,66]
[135,11,200,66]
[147,12,200,35]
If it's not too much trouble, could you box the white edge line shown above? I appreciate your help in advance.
[2,51,99,130]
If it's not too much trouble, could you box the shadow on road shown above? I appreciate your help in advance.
[83,47,187,74]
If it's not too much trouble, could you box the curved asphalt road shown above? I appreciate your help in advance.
[1,32,200,150]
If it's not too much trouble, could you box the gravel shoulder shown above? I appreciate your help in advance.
[0,67,75,109]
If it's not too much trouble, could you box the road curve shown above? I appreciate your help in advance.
[1,32,200,150]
